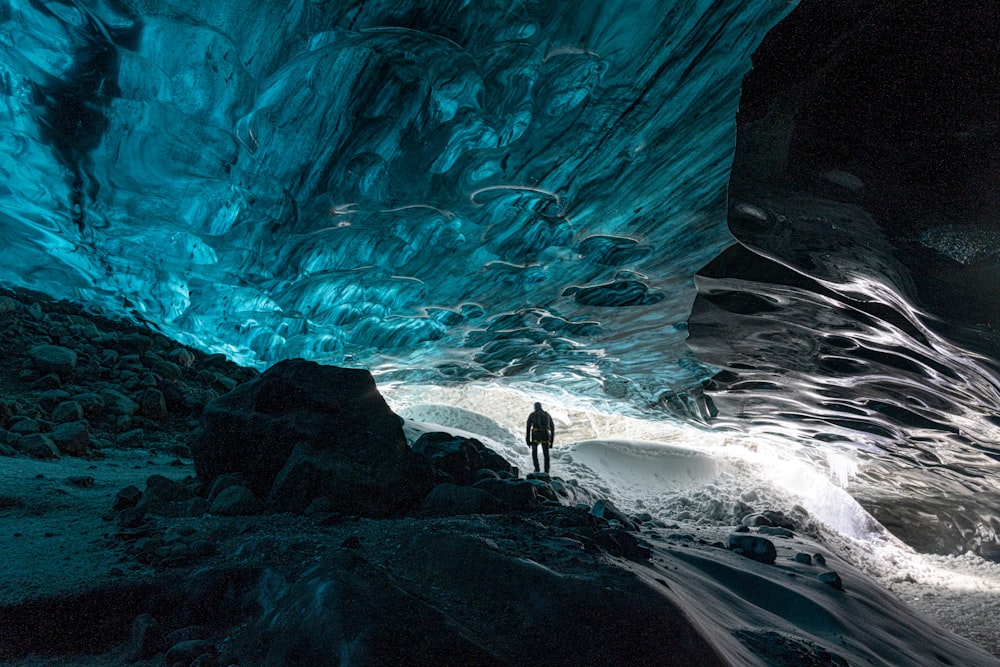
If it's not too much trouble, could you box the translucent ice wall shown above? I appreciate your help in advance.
[0,0,792,416]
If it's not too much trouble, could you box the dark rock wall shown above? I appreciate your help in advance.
[734,0,1000,342]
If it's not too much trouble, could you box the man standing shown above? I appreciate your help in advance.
[525,402,555,474]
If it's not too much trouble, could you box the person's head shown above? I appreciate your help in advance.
[534,402,542,411]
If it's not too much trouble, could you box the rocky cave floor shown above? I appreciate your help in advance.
[1,287,997,666]
[0,447,641,666]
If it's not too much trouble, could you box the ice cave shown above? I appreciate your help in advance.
[1,0,999,664]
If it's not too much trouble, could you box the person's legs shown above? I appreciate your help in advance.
[542,442,550,473]
[531,443,540,472]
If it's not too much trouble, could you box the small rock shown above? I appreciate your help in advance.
[762,510,796,530]
[420,483,501,516]
[315,512,345,526]
[117,428,146,448]
[99,348,119,367]
[590,498,637,531]
[71,392,106,417]
[151,358,182,382]
[189,538,216,558]
[303,496,334,516]
[51,420,89,455]
[138,487,202,518]
[208,485,261,516]
[166,443,193,458]
[214,373,237,392]
[115,507,147,528]
[203,354,228,367]
[190,652,219,667]
[100,388,139,417]
[29,344,77,380]
[818,570,843,590]
[207,472,252,504]
[595,527,652,561]
[0,296,20,313]
[144,474,197,503]
[164,625,206,645]
[37,390,71,413]
[138,388,168,419]
[8,418,40,436]
[794,552,813,565]
[66,475,95,488]
[15,433,60,459]
[168,347,197,368]
[0,397,21,418]
[113,485,143,511]
[184,497,209,517]
[728,533,777,564]
[50,400,85,423]
[741,512,773,528]
[472,477,541,512]
[113,333,154,355]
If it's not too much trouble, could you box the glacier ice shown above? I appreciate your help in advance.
[686,0,1000,560]
[0,0,795,417]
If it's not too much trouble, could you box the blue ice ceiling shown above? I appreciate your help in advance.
[0,0,793,415]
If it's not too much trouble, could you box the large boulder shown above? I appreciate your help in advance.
[191,359,434,516]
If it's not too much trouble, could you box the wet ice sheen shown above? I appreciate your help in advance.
[0,0,790,411]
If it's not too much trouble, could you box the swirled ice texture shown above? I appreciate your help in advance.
[4,0,1000,568]
[0,0,790,413]
[684,0,1000,563]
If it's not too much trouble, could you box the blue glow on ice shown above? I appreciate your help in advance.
[0,0,793,418]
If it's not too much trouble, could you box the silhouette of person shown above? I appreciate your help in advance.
[525,402,555,473]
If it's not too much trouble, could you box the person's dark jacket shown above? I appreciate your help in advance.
[526,409,554,444]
